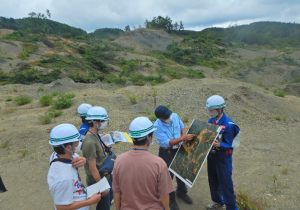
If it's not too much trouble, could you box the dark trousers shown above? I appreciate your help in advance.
[207,150,238,210]
[159,147,187,200]
[0,176,7,193]
[95,175,112,210]
[96,193,111,210]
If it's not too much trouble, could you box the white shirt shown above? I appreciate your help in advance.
[49,152,79,163]
[47,161,88,210]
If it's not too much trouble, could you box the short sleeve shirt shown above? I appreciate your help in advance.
[113,150,174,210]
[81,133,106,185]
[154,113,184,148]
[47,161,88,210]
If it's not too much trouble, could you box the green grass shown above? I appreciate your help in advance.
[1,68,62,84]
[274,89,286,97]
[6,97,13,102]
[48,109,63,118]
[39,94,53,107]
[39,109,63,125]
[18,43,38,59]
[128,95,138,104]
[144,109,157,122]
[274,115,287,121]
[14,95,32,105]
[39,114,53,125]
[51,93,75,110]
[39,92,74,124]
[237,190,266,210]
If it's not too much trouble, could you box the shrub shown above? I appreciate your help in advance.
[52,93,74,109]
[274,89,286,97]
[14,95,32,105]
[274,115,287,121]
[40,95,53,107]
[129,95,138,104]
[6,97,13,102]
[4,31,23,40]
[144,109,157,122]
[39,110,63,125]
[65,92,75,99]
[105,74,126,85]
[148,113,157,122]
[39,114,52,125]
[18,43,38,59]
[9,68,61,84]
[237,190,266,210]
[48,109,63,118]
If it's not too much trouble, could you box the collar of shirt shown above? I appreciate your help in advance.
[210,113,227,125]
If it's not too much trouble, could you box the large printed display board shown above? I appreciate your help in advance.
[169,120,221,188]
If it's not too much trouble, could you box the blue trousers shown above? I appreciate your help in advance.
[159,147,187,200]
[207,150,238,210]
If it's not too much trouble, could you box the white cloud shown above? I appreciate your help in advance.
[0,0,299,32]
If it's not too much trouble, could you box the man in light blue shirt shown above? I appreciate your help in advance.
[154,105,194,210]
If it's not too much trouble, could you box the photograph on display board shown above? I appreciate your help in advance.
[169,120,221,188]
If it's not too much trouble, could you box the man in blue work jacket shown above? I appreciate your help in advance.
[154,105,195,210]
[77,103,92,137]
[205,95,240,210]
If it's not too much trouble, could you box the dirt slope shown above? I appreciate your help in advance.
[114,29,180,52]
[0,78,299,210]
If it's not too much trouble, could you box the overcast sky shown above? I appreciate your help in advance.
[0,0,300,32]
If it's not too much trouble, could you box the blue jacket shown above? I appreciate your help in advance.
[208,113,240,149]
[79,122,89,136]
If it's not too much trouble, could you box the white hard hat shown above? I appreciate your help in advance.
[49,123,80,146]
[77,103,92,117]
[206,95,226,110]
[85,106,109,121]
[129,116,156,139]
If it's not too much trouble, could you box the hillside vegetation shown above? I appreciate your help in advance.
[0,17,300,95]
[0,16,300,210]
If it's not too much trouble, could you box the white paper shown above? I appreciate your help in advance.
[86,177,111,198]
[100,134,115,146]
[110,131,133,143]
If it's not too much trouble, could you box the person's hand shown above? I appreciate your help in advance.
[101,190,110,197]
[88,193,102,204]
[182,134,195,142]
[212,140,220,147]
[72,157,86,168]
